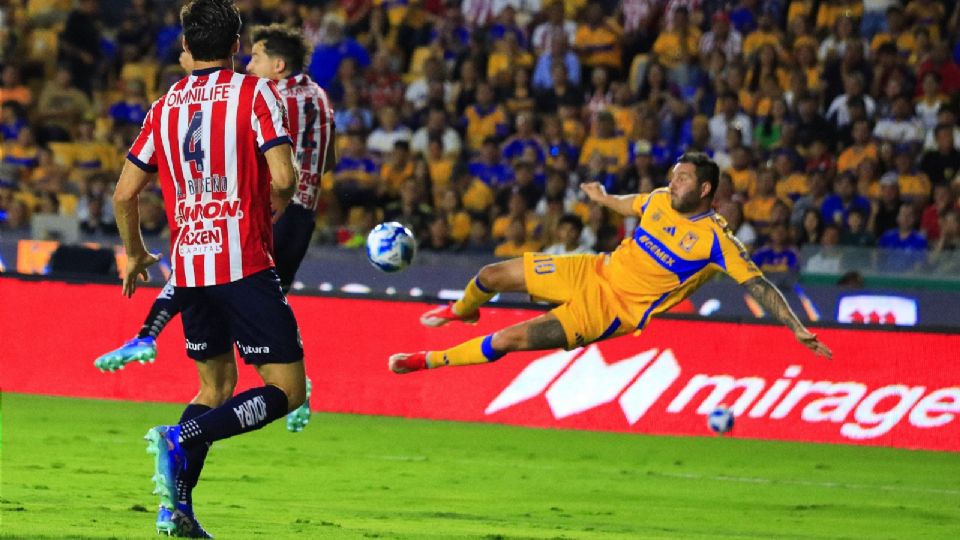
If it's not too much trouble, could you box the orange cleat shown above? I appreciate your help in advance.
[419,303,480,327]
[389,352,430,374]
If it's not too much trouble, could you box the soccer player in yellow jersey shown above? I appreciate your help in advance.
[389,153,831,374]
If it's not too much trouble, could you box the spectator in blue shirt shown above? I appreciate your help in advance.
[108,79,149,127]
[502,112,547,166]
[308,14,371,90]
[532,37,581,91]
[468,137,514,188]
[752,223,800,275]
[877,204,928,272]
[821,173,872,228]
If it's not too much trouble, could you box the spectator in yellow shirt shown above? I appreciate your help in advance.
[837,119,878,173]
[652,7,701,70]
[574,4,622,76]
[743,12,782,58]
[578,111,629,175]
[494,216,542,258]
[744,168,784,237]
[870,6,916,56]
[892,146,932,203]
[463,82,510,151]
[727,145,758,197]
[380,141,415,199]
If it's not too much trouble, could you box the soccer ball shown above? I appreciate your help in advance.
[366,222,416,273]
[707,406,735,434]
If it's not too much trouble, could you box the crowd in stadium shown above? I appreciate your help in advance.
[1,0,959,275]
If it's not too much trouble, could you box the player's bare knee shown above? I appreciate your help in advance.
[273,382,306,411]
[492,327,528,352]
[476,264,503,291]
[478,260,522,291]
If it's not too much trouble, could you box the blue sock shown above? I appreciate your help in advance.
[177,404,211,507]
[178,386,288,448]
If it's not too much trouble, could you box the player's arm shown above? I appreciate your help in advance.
[265,142,298,215]
[742,276,832,359]
[322,129,338,174]
[579,182,639,217]
[713,225,831,358]
[114,160,160,298]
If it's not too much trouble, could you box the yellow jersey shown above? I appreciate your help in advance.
[898,173,931,201]
[602,188,761,328]
[464,104,509,151]
[776,173,810,202]
[579,135,630,173]
[837,144,878,173]
[574,22,622,70]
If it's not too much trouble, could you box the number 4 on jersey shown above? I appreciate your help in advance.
[301,101,318,150]
[183,110,205,173]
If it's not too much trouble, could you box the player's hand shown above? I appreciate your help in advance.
[580,182,608,203]
[271,191,289,224]
[122,252,161,298]
[795,329,832,359]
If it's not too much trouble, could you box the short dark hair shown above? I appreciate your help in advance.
[934,123,954,137]
[558,213,584,233]
[181,0,242,62]
[677,152,720,198]
[250,24,310,74]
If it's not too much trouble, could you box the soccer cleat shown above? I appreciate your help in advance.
[144,425,186,511]
[156,506,175,535]
[419,303,479,327]
[94,336,157,372]
[388,351,429,374]
[156,504,213,538]
[286,377,312,433]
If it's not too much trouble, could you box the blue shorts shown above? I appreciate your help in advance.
[272,204,316,292]
[177,268,304,365]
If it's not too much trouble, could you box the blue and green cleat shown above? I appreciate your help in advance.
[94,336,157,372]
[156,504,213,538]
[144,425,185,511]
[285,377,312,432]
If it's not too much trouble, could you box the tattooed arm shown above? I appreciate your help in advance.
[743,276,833,358]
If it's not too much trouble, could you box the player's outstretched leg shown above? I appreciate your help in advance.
[286,377,312,432]
[420,258,526,327]
[391,313,568,373]
[94,282,180,371]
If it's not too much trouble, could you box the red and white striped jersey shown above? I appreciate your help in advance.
[128,67,291,288]
[275,73,334,212]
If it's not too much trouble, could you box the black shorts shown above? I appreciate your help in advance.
[177,268,304,365]
[273,203,316,292]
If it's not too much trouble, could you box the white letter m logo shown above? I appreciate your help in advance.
[484,346,681,425]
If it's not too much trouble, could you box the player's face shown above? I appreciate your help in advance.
[246,41,280,80]
[668,163,703,213]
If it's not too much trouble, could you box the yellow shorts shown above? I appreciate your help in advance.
[523,253,640,349]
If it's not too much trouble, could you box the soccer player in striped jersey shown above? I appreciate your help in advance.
[92,25,335,434]
[113,1,307,536]
[389,153,831,375]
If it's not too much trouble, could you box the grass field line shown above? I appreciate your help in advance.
[648,471,960,496]
[366,454,960,496]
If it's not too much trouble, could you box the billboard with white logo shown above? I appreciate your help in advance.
[3,279,958,451]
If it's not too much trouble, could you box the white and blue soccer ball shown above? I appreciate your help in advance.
[707,406,735,435]
[366,222,416,273]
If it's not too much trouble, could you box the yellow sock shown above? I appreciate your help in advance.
[428,335,505,368]
[452,277,496,317]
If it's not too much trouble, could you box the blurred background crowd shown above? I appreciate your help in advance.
[1,0,959,277]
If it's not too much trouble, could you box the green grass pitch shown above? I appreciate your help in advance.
[2,393,959,539]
